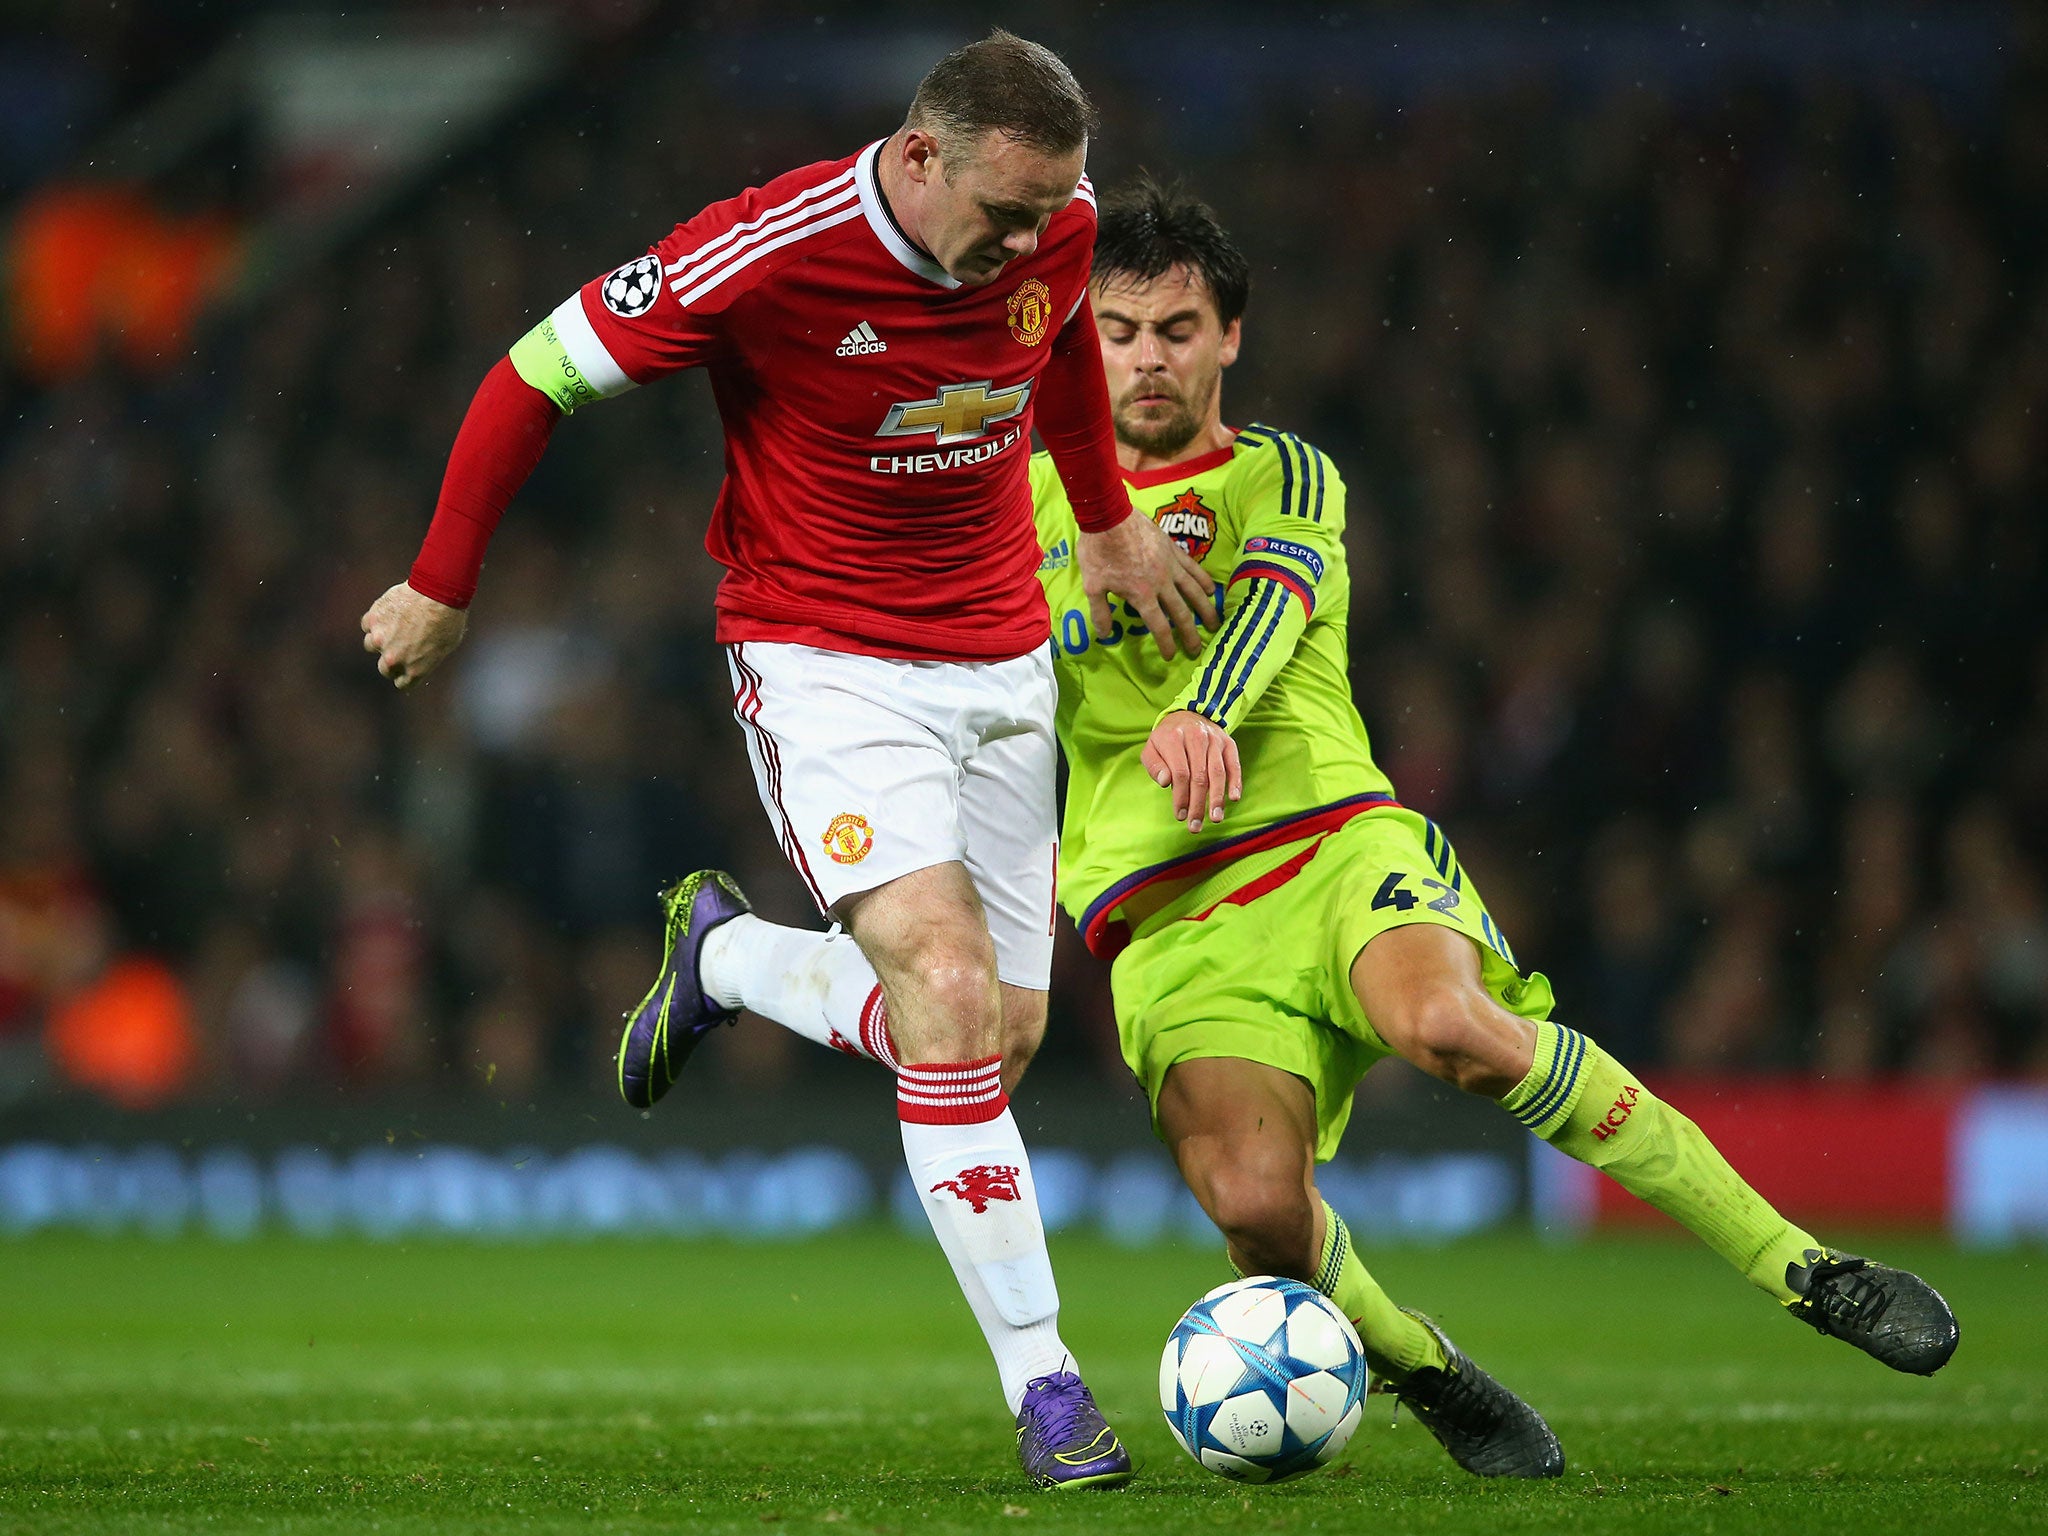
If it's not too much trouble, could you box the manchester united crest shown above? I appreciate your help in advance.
[822,812,874,865]
[1154,489,1217,562]
[1007,279,1052,346]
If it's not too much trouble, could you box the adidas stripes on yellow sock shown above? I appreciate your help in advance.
[1504,1019,1817,1302]
[1310,1201,1445,1379]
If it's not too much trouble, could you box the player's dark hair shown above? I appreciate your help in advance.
[907,29,1098,160]
[1093,175,1251,327]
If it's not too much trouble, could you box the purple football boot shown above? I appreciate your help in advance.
[1014,1371,1133,1490]
[615,870,750,1109]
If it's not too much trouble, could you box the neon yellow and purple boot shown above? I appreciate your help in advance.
[1014,1371,1133,1490]
[615,871,750,1110]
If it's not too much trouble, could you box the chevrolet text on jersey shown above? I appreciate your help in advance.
[872,426,1026,474]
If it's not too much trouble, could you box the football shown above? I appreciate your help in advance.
[1159,1276,1369,1483]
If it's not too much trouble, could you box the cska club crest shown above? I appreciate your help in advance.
[1154,489,1216,561]
[1007,279,1052,346]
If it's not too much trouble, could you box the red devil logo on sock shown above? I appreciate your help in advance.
[931,1164,1021,1213]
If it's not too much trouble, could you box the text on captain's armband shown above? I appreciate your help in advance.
[536,318,600,410]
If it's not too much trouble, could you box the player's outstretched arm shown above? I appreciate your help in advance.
[361,582,467,691]
[365,235,708,691]
[361,354,562,690]
[1142,708,1243,833]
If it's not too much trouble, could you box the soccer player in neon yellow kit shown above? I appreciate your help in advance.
[657,176,1958,1480]
[1030,177,1958,1472]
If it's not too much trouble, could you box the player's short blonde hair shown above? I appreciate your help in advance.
[907,29,1097,169]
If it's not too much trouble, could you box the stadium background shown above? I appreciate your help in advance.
[1,0,2044,1249]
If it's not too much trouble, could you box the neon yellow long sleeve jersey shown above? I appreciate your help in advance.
[1030,426,1399,958]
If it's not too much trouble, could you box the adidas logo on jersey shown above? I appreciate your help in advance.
[836,321,887,356]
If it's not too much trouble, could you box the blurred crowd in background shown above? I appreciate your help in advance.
[2,3,2044,1111]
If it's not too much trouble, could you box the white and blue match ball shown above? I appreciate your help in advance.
[1159,1276,1369,1483]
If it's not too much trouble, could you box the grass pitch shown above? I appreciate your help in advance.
[0,1228,2039,1534]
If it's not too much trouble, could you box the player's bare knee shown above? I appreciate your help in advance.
[866,911,994,999]
[1210,1174,1314,1277]
[1395,984,1529,1096]
[907,954,999,1031]
[1201,1156,1314,1276]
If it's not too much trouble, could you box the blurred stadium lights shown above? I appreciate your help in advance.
[240,13,562,245]
[2,2,2014,382]
[71,9,564,199]
[0,1138,1527,1247]
[10,1088,2045,1244]
[4,10,565,382]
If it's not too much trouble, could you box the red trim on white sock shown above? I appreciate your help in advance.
[859,986,899,1071]
[897,1055,1006,1125]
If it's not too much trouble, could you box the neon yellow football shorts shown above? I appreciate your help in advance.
[1109,804,1556,1161]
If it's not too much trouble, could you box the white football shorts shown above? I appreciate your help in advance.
[725,640,1057,990]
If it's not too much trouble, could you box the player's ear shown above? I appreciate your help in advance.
[901,127,939,186]
[1218,316,1242,369]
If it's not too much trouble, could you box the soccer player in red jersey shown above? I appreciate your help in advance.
[359,32,1212,1489]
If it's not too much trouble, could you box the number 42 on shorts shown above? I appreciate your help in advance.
[1372,872,1460,914]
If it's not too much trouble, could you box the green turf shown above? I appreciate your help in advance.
[0,1229,2039,1534]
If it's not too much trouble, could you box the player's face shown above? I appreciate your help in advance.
[909,130,1086,286]
[1092,266,1242,457]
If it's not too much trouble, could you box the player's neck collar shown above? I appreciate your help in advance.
[1121,434,1241,488]
[859,140,961,290]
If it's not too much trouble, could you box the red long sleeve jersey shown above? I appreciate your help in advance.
[512,141,1120,662]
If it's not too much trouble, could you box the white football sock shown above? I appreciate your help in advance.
[898,1057,1074,1414]
[699,914,896,1066]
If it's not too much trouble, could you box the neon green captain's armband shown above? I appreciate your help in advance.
[509,317,602,414]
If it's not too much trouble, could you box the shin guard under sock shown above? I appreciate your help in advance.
[898,1057,1071,1412]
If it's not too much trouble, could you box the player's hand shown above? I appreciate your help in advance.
[360,581,468,691]
[1077,511,1221,660]
[1143,709,1243,833]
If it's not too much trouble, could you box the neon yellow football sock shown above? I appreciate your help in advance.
[1503,1020,1817,1302]
[1312,1201,1445,1379]
[1223,1201,1445,1378]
